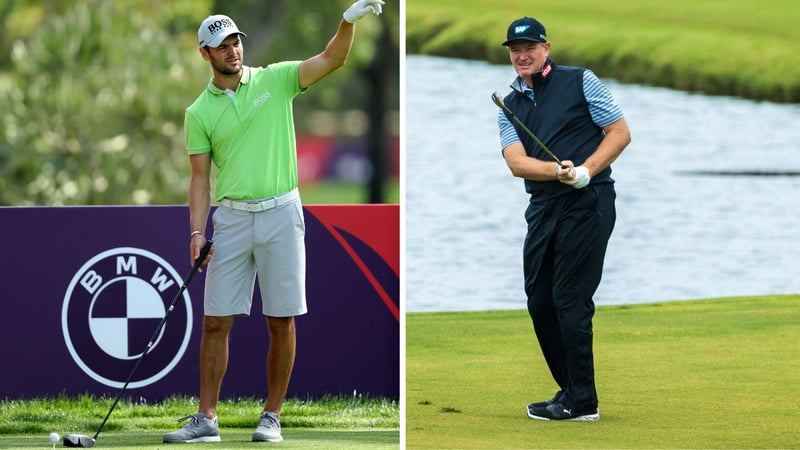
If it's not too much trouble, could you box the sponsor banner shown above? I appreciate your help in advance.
[0,204,399,400]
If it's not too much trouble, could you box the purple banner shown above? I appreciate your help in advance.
[0,205,399,400]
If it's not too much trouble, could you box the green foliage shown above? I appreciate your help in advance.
[0,1,43,68]
[1,0,209,205]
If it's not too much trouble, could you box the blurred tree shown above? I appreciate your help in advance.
[1,0,210,205]
[0,0,44,69]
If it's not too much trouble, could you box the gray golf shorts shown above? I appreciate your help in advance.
[204,189,307,318]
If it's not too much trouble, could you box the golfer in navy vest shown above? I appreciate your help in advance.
[496,17,631,421]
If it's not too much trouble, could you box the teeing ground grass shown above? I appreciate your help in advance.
[0,395,398,449]
[0,430,399,449]
[406,295,800,449]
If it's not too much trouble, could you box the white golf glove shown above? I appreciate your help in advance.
[343,0,385,23]
[556,164,592,189]
[565,165,591,189]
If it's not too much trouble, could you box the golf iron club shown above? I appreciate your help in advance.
[491,91,567,168]
[63,239,214,448]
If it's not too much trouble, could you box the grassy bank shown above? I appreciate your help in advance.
[300,178,400,204]
[406,0,800,103]
[406,295,800,448]
[0,395,399,449]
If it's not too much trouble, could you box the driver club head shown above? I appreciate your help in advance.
[63,434,95,448]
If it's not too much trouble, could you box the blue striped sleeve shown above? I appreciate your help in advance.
[583,70,624,127]
[497,109,521,151]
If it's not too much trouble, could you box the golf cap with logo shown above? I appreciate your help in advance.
[502,17,547,46]
[198,14,247,48]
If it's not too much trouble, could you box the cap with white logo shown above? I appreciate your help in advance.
[198,14,247,48]
[502,17,547,46]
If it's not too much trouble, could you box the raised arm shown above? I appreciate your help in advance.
[298,0,384,88]
[298,20,355,89]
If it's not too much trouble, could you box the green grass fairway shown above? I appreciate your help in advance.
[300,179,400,204]
[406,296,800,449]
[0,429,398,449]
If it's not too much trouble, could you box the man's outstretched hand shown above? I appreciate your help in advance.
[343,0,385,23]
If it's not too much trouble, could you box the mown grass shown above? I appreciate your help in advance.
[2,430,400,449]
[406,295,800,449]
[406,0,800,102]
[0,395,399,449]
[300,178,400,205]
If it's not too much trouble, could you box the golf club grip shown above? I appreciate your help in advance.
[193,239,213,270]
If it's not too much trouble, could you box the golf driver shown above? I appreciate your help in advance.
[63,240,213,448]
[491,91,566,168]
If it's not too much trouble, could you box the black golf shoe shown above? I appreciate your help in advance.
[527,402,599,421]
[527,390,564,408]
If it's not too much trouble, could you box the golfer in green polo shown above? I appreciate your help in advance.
[163,1,385,444]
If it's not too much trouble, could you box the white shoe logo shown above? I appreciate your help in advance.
[563,408,572,415]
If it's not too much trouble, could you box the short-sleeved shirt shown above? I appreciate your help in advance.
[185,62,305,201]
[498,70,623,151]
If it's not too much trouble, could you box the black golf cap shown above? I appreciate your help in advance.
[502,17,547,46]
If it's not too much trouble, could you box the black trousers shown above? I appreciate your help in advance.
[523,183,616,410]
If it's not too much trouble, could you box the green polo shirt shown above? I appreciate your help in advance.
[184,62,305,201]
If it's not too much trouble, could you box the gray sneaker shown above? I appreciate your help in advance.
[252,411,283,442]
[163,413,221,443]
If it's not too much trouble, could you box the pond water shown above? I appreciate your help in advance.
[405,55,800,312]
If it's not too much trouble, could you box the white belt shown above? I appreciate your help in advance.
[220,188,299,212]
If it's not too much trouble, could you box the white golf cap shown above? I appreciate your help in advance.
[198,14,246,48]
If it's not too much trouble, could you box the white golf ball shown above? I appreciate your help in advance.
[49,432,60,443]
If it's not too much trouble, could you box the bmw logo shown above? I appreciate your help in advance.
[62,248,193,389]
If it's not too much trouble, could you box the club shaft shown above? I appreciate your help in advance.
[492,93,564,167]
[92,240,213,440]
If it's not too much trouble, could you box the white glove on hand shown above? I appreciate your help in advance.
[343,0,385,23]
[567,166,591,189]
